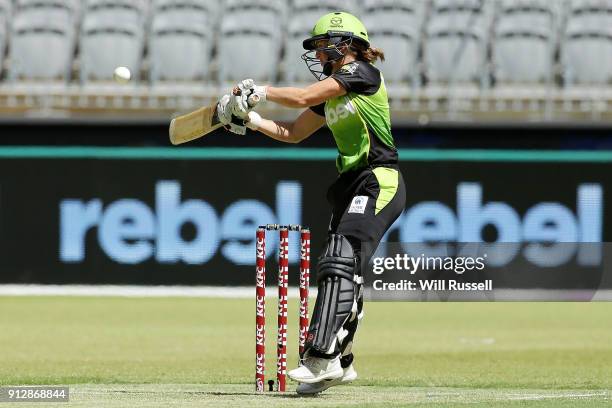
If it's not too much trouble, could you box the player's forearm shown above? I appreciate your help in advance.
[251,117,301,144]
[266,86,313,108]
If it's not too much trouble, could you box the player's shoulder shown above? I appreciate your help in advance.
[333,61,381,96]
[341,60,379,76]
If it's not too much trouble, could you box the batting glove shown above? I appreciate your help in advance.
[239,79,267,102]
[217,94,247,135]
[232,79,267,119]
[217,94,233,125]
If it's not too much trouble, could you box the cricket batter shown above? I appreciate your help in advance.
[218,12,406,394]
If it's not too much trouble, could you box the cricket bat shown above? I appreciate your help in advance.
[169,91,260,145]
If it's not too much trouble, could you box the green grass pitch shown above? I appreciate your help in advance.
[0,296,610,407]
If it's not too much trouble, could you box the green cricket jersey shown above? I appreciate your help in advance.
[309,61,398,173]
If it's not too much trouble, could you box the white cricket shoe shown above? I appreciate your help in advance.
[287,354,343,384]
[296,364,357,395]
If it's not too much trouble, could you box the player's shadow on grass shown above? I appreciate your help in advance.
[108,389,323,398]
[205,392,319,399]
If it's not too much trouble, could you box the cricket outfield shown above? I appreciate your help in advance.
[0,297,610,407]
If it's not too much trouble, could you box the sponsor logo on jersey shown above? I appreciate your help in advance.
[325,97,357,125]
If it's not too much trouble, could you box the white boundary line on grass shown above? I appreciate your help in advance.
[1,285,612,300]
[0,284,310,298]
[505,392,609,401]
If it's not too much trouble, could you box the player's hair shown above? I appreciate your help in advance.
[354,46,385,63]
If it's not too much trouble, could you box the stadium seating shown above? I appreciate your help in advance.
[292,0,359,14]
[0,0,609,92]
[424,0,493,85]
[560,10,612,86]
[17,0,80,12]
[8,0,78,80]
[218,0,285,83]
[0,0,9,77]
[0,0,610,126]
[154,0,219,19]
[496,0,557,29]
[152,0,218,36]
[218,5,282,83]
[431,0,495,26]
[149,2,212,82]
[563,28,612,85]
[80,0,146,82]
[284,10,321,83]
[225,0,287,18]
[424,25,488,85]
[568,0,612,29]
[362,0,427,85]
[0,0,11,17]
[562,0,612,85]
[85,0,148,22]
[362,0,428,20]
[492,0,557,85]
[497,0,567,31]
[364,26,420,85]
[224,0,286,29]
[493,27,554,85]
